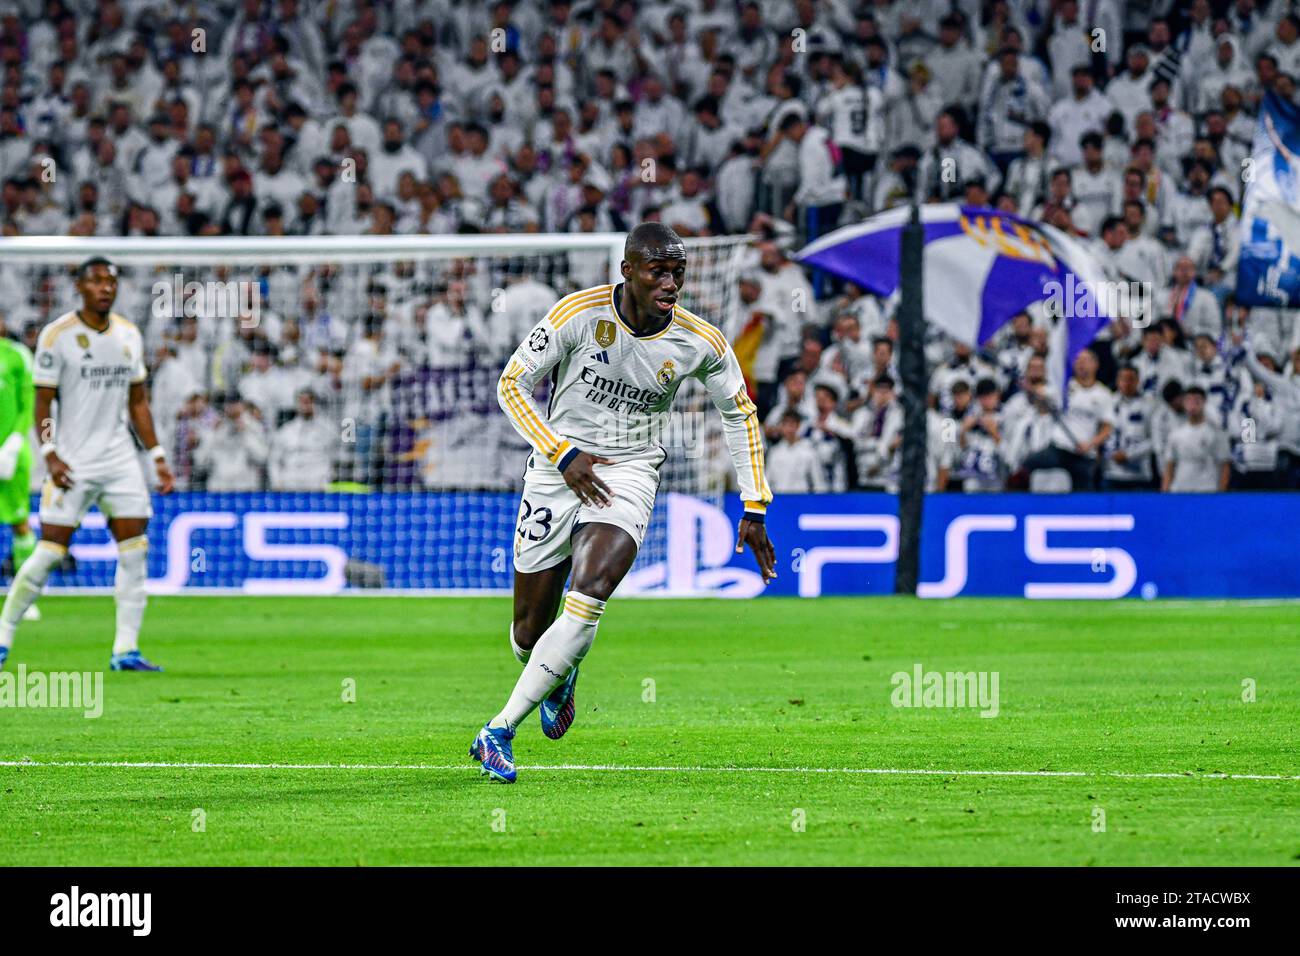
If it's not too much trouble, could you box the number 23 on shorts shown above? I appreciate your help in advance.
[516,498,553,542]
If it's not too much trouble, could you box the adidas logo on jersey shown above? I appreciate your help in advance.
[590,350,610,364]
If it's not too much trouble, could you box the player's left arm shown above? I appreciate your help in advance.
[127,381,175,493]
[698,342,777,583]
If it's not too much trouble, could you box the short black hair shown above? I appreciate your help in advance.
[779,112,805,133]
[624,222,686,263]
[1208,185,1234,205]
[695,95,720,115]
[77,256,115,278]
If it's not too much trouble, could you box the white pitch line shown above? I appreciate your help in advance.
[0,759,1296,781]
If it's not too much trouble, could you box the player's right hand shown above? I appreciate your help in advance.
[46,453,74,489]
[563,451,614,508]
[155,459,176,494]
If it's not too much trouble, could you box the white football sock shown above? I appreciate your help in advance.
[111,536,149,656]
[490,591,605,731]
[0,540,63,649]
[509,623,530,665]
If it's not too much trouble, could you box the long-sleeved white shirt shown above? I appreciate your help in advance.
[793,125,847,207]
[196,418,269,492]
[269,414,337,491]
[497,283,773,514]
[766,437,825,493]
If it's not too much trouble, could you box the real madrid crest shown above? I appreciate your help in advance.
[76,333,90,350]
[657,360,676,387]
[595,319,617,349]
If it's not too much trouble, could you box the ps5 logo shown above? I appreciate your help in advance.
[630,497,1138,599]
[794,512,1136,599]
[150,512,350,595]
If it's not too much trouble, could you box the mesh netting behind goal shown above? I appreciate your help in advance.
[0,233,752,592]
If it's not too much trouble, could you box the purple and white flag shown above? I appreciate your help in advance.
[796,204,1113,400]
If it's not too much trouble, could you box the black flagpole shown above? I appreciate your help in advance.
[894,201,926,595]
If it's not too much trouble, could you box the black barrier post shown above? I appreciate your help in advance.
[894,201,926,595]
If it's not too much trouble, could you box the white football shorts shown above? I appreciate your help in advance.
[513,448,663,573]
[39,460,153,527]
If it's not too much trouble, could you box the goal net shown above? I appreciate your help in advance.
[0,233,753,593]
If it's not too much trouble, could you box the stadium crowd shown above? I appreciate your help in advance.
[0,0,1297,493]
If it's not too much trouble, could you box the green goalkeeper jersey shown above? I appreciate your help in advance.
[0,337,34,441]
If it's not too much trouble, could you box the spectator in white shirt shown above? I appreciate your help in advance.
[1021,348,1114,491]
[1162,386,1231,491]
[1186,186,1240,305]
[269,389,338,491]
[341,313,402,484]
[763,368,817,440]
[1160,255,1222,342]
[1102,365,1157,490]
[1149,76,1196,167]
[1150,379,1186,474]
[777,113,846,239]
[660,167,714,237]
[977,46,1050,173]
[766,411,826,493]
[1047,65,1114,168]
[1129,323,1192,397]
[1003,121,1054,216]
[887,62,943,153]
[1119,198,1171,283]
[239,345,300,425]
[328,81,381,157]
[852,374,903,490]
[815,58,883,202]
[195,399,269,491]
[370,118,428,202]
[805,380,854,492]
[916,107,1002,203]
[1071,132,1122,237]
[1229,365,1285,489]
[1107,45,1156,133]
[926,15,984,113]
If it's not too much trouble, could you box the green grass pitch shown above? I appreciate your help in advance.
[1,595,1297,866]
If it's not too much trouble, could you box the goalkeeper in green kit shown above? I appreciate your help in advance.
[0,329,40,622]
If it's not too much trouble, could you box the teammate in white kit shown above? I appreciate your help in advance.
[0,258,175,671]
[469,224,777,783]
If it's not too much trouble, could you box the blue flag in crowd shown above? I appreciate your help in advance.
[1236,90,1300,306]
[796,203,1113,401]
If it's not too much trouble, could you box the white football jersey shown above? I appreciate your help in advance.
[33,310,147,474]
[498,283,773,513]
